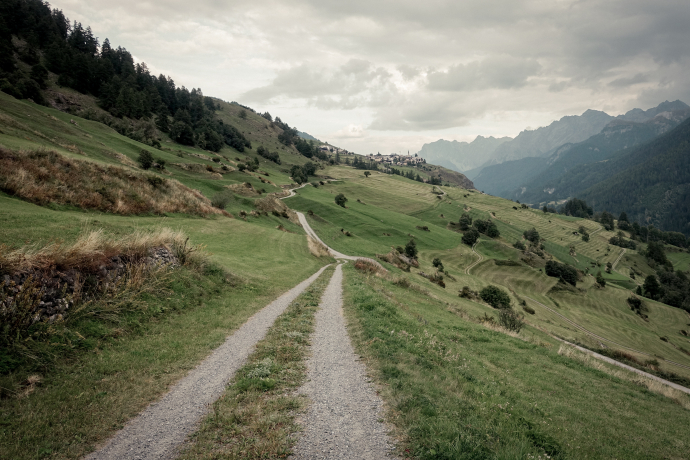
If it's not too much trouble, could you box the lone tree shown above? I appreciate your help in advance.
[335,193,348,207]
[459,213,473,231]
[432,257,444,272]
[643,274,661,300]
[462,228,480,246]
[138,150,153,170]
[404,239,418,259]
[523,227,540,244]
[596,271,606,288]
[364,171,371,178]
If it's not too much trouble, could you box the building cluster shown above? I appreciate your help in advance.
[319,145,350,155]
[365,153,425,166]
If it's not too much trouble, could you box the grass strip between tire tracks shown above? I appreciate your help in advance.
[179,264,336,459]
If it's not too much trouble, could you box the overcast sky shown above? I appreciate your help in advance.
[57,0,690,154]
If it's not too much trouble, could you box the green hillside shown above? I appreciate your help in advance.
[1,2,690,459]
[2,91,690,458]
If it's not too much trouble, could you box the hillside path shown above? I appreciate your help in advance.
[523,294,690,373]
[290,264,394,459]
[281,186,386,270]
[466,241,483,274]
[85,265,330,460]
[557,340,690,395]
[281,187,395,458]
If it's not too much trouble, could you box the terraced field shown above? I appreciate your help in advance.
[285,171,690,379]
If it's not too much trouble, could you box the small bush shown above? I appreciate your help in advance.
[513,240,526,250]
[497,308,525,332]
[354,259,381,275]
[459,286,478,299]
[522,304,535,315]
[523,227,540,244]
[393,277,410,288]
[211,191,233,210]
[432,257,444,271]
[335,193,347,207]
[138,150,154,169]
[404,239,418,259]
[495,260,521,266]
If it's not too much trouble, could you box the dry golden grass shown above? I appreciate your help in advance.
[557,344,690,409]
[307,235,330,258]
[0,147,224,216]
[0,227,186,273]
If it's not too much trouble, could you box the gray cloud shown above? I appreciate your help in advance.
[57,0,690,149]
[427,57,542,92]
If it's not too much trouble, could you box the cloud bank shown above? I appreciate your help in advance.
[57,0,690,152]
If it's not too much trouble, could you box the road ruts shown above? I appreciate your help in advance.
[86,265,330,460]
[289,264,394,459]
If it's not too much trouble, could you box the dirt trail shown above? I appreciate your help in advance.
[557,340,690,395]
[466,241,483,274]
[523,294,690,373]
[290,264,394,459]
[85,265,330,460]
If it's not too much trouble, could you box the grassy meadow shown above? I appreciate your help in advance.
[1,92,689,459]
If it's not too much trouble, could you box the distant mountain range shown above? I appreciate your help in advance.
[417,100,690,234]
[418,100,690,181]
[416,136,511,174]
[558,115,690,235]
[478,102,690,197]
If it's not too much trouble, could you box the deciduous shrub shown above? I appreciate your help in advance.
[335,193,347,207]
[404,239,418,259]
[432,257,444,272]
[480,285,511,309]
[545,260,578,286]
[459,286,478,299]
[462,228,480,246]
[497,308,525,332]
[138,149,153,169]
[523,227,540,244]
[522,304,535,315]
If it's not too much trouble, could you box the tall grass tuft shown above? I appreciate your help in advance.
[0,228,187,274]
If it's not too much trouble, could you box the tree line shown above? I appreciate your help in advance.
[0,0,250,152]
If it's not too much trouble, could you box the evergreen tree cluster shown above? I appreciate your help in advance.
[626,222,687,248]
[608,233,637,250]
[387,166,425,183]
[561,198,593,218]
[0,0,250,152]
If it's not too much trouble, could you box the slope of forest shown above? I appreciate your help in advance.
[533,116,690,234]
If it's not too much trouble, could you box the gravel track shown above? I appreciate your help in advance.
[85,265,330,460]
[290,263,394,459]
